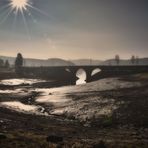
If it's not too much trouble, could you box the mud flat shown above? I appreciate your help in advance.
[0,74,148,147]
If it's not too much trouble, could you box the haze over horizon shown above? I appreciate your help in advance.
[0,0,148,60]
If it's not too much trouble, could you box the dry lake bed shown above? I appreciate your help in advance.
[0,74,148,147]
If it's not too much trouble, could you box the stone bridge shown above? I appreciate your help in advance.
[22,65,148,84]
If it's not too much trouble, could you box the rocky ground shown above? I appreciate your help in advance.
[0,73,148,147]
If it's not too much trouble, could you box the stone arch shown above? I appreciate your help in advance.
[76,68,87,85]
[91,68,102,76]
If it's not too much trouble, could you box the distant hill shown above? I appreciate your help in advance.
[71,59,102,65]
[24,58,74,67]
[101,58,148,65]
[0,56,74,67]
[0,55,148,67]
[71,58,148,65]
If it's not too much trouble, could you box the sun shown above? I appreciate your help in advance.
[0,0,51,40]
[10,0,29,11]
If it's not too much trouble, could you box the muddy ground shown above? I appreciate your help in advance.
[0,74,148,148]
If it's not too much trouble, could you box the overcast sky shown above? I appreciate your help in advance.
[0,0,148,60]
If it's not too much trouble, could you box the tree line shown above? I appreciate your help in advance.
[0,53,23,69]
[115,55,139,65]
[0,59,10,68]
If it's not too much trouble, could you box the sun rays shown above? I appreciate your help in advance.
[0,0,52,40]
[10,0,29,12]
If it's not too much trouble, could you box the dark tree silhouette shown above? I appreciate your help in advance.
[0,59,4,67]
[131,55,136,65]
[4,60,10,68]
[15,53,23,74]
[115,55,120,65]
[15,53,23,67]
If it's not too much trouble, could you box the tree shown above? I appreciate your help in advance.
[0,59,4,67]
[4,60,10,68]
[15,53,23,68]
[115,55,120,65]
[15,53,23,74]
[131,55,136,65]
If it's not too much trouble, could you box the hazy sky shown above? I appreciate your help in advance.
[0,0,148,60]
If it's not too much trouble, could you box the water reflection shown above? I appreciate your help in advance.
[0,101,38,112]
[0,79,45,86]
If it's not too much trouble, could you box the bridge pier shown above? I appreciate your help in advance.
[85,69,93,82]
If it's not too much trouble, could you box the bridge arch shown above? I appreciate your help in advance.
[76,68,87,85]
[91,68,102,76]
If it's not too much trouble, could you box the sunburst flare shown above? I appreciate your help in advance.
[0,0,53,40]
[10,0,29,12]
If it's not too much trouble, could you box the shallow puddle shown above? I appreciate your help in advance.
[0,101,38,112]
[0,79,45,86]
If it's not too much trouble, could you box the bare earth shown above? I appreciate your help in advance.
[0,73,148,148]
